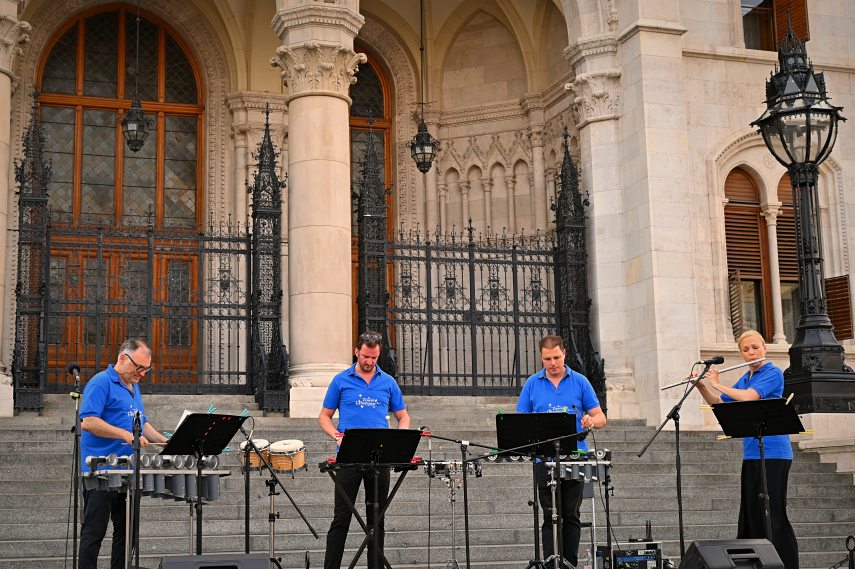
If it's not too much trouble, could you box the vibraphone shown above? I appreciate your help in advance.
[83,459,231,555]
[82,467,229,502]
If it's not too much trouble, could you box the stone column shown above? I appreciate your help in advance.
[438,183,447,233]
[271,1,365,417]
[460,180,470,228]
[482,177,493,231]
[762,205,787,344]
[0,1,29,416]
[522,95,547,231]
[506,175,516,233]
[424,165,438,233]
[545,167,556,224]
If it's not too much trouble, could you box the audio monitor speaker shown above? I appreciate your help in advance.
[158,553,269,569]
[678,540,784,569]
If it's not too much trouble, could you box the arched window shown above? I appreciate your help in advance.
[724,168,798,342]
[34,6,204,378]
[38,6,203,229]
[349,50,393,342]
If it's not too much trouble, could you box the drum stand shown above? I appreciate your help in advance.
[266,478,285,569]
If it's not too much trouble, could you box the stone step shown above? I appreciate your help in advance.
[0,531,850,565]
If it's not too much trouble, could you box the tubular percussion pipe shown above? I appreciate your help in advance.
[661,358,766,390]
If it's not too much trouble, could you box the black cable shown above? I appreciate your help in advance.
[589,429,623,558]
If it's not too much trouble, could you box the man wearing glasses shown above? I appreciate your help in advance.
[319,331,410,569]
[79,338,168,569]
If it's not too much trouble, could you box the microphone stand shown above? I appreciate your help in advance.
[238,425,318,567]
[422,432,495,569]
[128,411,143,569]
[636,363,712,557]
[68,365,82,569]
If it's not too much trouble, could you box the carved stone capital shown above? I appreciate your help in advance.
[459,181,470,195]
[271,4,364,42]
[565,70,621,128]
[761,203,782,225]
[563,35,618,70]
[0,15,31,81]
[271,41,367,104]
[527,125,544,148]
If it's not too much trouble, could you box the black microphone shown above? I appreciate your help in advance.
[697,356,725,366]
[67,363,81,377]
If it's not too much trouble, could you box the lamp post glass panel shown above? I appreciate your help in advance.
[751,21,855,413]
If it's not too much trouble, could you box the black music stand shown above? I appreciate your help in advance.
[711,398,804,540]
[161,413,247,555]
[497,413,577,569]
[331,428,422,569]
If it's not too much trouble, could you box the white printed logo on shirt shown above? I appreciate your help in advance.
[355,393,380,409]
[546,403,569,414]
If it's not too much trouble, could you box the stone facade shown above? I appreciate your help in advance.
[0,0,853,430]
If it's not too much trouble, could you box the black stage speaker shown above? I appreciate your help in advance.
[158,553,269,569]
[679,540,784,569]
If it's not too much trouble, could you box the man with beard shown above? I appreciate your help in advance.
[319,332,410,569]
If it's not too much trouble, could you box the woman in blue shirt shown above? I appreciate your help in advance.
[696,330,798,569]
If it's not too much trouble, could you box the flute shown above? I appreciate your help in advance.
[660,358,766,390]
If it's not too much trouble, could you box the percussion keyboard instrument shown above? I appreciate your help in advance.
[82,468,230,502]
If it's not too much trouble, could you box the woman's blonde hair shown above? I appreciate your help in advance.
[736,329,766,348]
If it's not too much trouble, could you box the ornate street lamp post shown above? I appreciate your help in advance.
[751,21,855,412]
[408,0,437,173]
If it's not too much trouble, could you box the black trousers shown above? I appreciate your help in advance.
[79,488,127,569]
[324,466,391,569]
[536,463,585,566]
[738,459,799,569]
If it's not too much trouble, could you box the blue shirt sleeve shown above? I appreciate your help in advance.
[388,381,406,412]
[517,378,532,413]
[80,377,108,419]
[579,376,601,413]
[747,365,784,399]
[322,378,342,410]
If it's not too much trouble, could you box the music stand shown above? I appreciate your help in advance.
[161,413,247,555]
[331,428,422,569]
[497,413,578,569]
[711,398,804,541]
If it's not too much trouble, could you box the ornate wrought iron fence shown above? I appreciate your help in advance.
[32,220,253,397]
[13,101,289,412]
[388,226,558,395]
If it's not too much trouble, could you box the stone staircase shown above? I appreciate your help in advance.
[0,394,853,568]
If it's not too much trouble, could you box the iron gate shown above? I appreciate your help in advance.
[388,227,558,395]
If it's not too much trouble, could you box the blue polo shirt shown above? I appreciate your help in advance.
[322,364,406,433]
[517,365,602,452]
[80,365,149,472]
[720,362,793,460]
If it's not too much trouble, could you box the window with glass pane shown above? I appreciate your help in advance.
[742,0,775,50]
[781,283,800,342]
[38,7,203,229]
[350,62,384,118]
[41,106,75,221]
[164,116,197,228]
[740,281,764,333]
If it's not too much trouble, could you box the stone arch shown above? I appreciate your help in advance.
[432,6,536,106]
[14,0,232,223]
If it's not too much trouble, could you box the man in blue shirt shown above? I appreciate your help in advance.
[79,338,167,569]
[517,335,606,567]
[319,332,410,569]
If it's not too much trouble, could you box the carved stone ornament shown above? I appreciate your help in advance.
[0,16,31,80]
[271,41,367,103]
[565,70,621,128]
